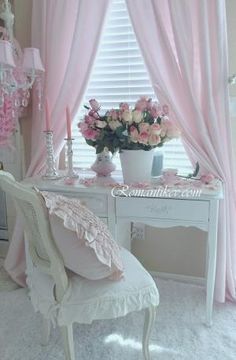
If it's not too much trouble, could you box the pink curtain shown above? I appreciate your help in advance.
[126,0,236,302]
[5,0,110,286]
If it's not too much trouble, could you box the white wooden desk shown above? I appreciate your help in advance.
[25,173,223,325]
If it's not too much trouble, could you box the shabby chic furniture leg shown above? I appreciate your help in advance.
[41,318,51,346]
[60,324,75,360]
[142,306,157,360]
[116,219,132,250]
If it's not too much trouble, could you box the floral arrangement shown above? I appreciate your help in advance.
[78,97,180,154]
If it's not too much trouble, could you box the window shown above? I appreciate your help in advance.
[71,0,192,175]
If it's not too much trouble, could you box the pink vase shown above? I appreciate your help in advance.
[91,150,116,177]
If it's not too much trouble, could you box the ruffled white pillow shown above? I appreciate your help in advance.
[40,191,124,281]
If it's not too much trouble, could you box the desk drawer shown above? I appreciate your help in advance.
[60,193,108,216]
[116,197,209,222]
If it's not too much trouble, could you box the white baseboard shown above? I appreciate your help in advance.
[150,270,205,286]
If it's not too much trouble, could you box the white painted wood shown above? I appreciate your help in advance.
[115,219,132,250]
[60,325,75,360]
[41,318,51,346]
[142,306,157,360]
[116,197,209,222]
[23,175,223,200]
[58,192,108,216]
[118,218,208,232]
[107,195,116,239]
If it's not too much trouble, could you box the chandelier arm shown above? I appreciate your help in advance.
[0,67,17,93]
[17,73,37,91]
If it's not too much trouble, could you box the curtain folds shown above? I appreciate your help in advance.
[126,0,236,302]
[4,0,110,286]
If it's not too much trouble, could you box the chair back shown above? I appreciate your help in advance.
[0,171,68,298]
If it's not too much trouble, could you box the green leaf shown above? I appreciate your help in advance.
[192,162,200,177]
[96,144,105,154]
[86,139,96,147]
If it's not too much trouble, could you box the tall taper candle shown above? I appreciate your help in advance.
[66,106,72,139]
[45,98,51,131]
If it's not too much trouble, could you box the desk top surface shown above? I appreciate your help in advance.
[24,170,223,201]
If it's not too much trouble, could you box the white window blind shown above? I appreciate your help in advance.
[71,0,192,175]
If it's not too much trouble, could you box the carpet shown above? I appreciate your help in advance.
[0,279,236,360]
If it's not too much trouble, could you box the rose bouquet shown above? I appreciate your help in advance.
[78,97,180,154]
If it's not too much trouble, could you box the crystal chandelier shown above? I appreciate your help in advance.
[0,0,44,146]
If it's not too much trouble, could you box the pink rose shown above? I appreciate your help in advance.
[78,122,88,133]
[108,109,119,120]
[162,169,178,184]
[83,128,100,140]
[135,99,147,111]
[88,110,100,119]
[119,102,129,112]
[200,173,215,184]
[89,99,100,111]
[138,131,149,144]
[130,125,136,132]
[162,119,180,139]
[139,123,150,133]
[150,123,161,134]
[149,133,161,146]
[84,115,96,125]
[150,103,162,118]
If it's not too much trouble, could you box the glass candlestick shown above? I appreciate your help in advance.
[42,131,60,180]
[65,138,79,178]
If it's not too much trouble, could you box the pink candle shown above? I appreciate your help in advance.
[45,99,51,131]
[66,106,72,139]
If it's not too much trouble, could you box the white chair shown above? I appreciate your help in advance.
[0,171,159,360]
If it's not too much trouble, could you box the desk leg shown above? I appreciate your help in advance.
[206,199,219,326]
[116,219,132,250]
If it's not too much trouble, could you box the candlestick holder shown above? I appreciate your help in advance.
[65,138,79,178]
[42,131,61,180]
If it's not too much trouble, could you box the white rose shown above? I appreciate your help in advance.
[132,110,143,123]
[109,120,122,130]
[96,120,107,128]
[122,110,132,123]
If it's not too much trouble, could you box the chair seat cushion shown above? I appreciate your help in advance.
[26,247,159,326]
